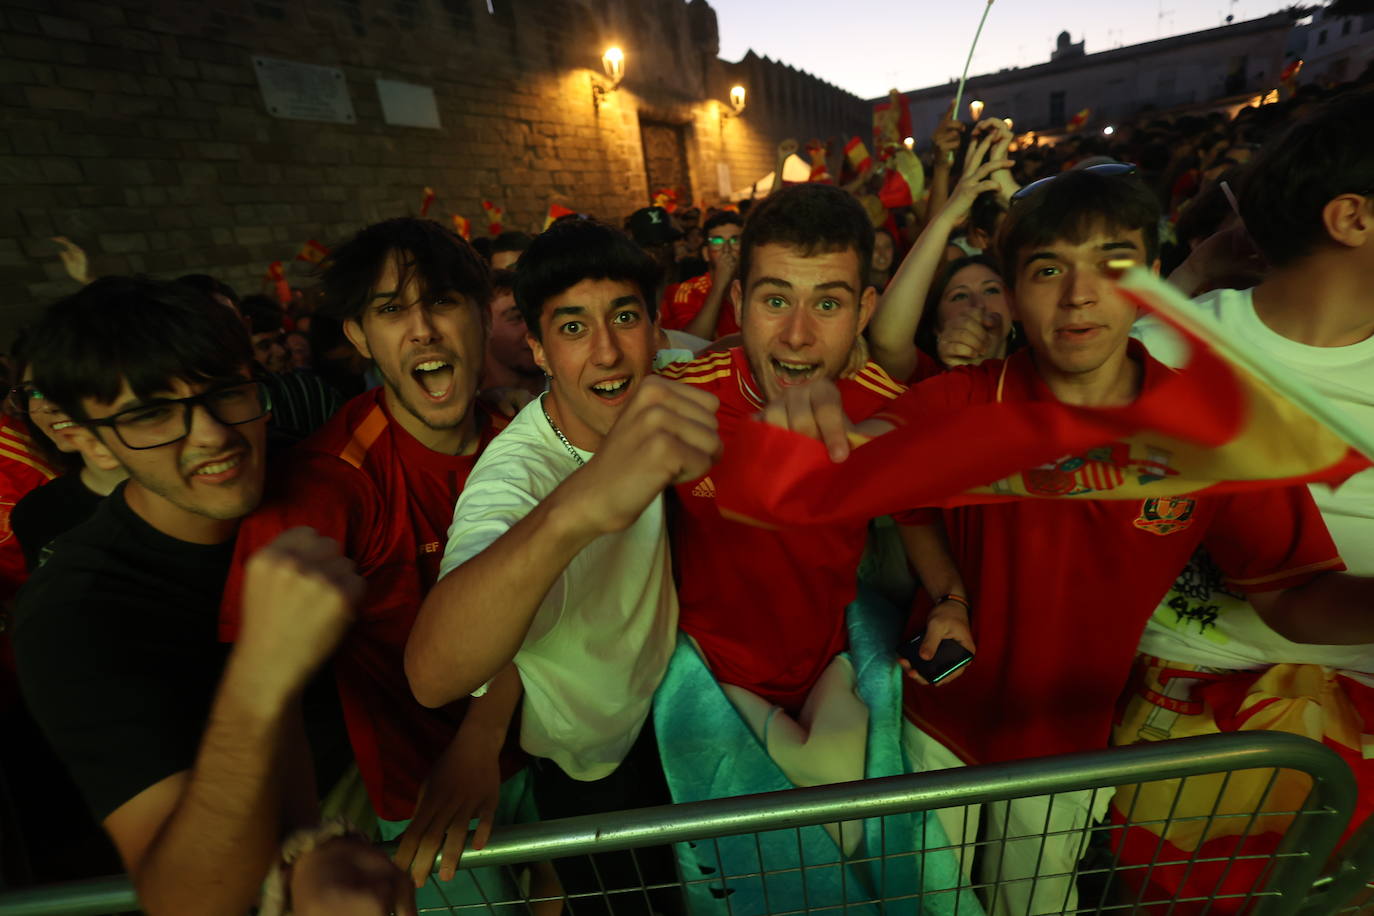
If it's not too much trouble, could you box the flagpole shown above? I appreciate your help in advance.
[948,0,996,163]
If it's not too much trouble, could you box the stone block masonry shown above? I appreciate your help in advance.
[0,0,869,342]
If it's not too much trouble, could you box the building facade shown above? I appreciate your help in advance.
[0,0,867,338]
[881,13,1297,144]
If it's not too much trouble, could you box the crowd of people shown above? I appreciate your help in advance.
[0,63,1371,916]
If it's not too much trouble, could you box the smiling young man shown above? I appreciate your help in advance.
[14,277,411,916]
[659,183,905,715]
[220,218,520,888]
[864,166,1360,916]
[408,218,718,915]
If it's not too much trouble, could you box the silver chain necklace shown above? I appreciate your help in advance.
[540,393,585,467]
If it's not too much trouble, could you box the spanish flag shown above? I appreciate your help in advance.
[264,261,290,307]
[294,239,330,264]
[715,269,1370,528]
[481,200,504,236]
[844,137,872,175]
[544,203,577,230]
[451,214,471,240]
[419,186,436,217]
[805,139,832,184]
[1067,107,1091,131]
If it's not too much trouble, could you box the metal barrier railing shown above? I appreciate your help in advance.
[0,731,1362,916]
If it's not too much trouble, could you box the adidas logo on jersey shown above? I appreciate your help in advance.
[691,477,717,499]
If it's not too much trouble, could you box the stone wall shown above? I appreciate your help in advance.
[0,0,868,342]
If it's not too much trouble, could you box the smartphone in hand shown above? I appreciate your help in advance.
[899,633,974,685]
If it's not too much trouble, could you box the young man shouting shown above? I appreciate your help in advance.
[221,218,518,889]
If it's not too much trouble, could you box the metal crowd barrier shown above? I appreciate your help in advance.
[0,732,1366,916]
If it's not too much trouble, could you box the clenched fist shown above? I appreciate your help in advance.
[235,527,365,701]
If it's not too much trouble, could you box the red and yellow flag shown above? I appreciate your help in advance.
[844,137,872,175]
[805,139,832,184]
[451,214,471,240]
[652,188,679,212]
[264,261,290,307]
[1067,107,1091,131]
[420,186,437,217]
[481,200,505,236]
[715,269,1370,528]
[544,203,577,230]
[294,239,330,264]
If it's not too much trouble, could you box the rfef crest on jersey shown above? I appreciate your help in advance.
[1133,496,1197,536]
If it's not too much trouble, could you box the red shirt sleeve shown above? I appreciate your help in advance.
[659,282,689,330]
[219,453,381,642]
[1204,484,1345,594]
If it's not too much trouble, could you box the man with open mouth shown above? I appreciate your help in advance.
[660,183,904,720]
[653,186,929,908]
[220,217,524,893]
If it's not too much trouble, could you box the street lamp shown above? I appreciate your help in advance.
[969,99,984,121]
[728,84,747,115]
[602,46,625,86]
[593,46,625,111]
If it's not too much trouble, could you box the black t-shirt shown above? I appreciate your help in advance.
[13,483,231,823]
[11,473,106,572]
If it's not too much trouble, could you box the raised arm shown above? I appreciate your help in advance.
[104,529,363,916]
[869,130,1011,380]
[1249,573,1374,645]
[683,240,739,341]
[406,377,720,707]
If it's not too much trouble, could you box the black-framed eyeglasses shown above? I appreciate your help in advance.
[5,384,43,414]
[85,380,272,450]
[1011,162,1138,202]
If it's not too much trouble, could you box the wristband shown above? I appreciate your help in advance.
[260,819,365,916]
[935,593,970,612]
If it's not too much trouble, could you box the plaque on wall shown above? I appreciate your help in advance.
[376,79,442,129]
[253,56,356,124]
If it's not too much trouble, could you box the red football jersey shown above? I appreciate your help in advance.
[659,273,740,339]
[892,345,1344,765]
[221,389,505,820]
[660,348,905,712]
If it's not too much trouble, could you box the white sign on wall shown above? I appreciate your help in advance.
[376,79,442,129]
[253,56,356,124]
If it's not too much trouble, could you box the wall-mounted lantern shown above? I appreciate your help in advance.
[593,46,625,111]
[728,84,747,116]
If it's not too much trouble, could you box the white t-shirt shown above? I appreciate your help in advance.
[439,397,678,780]
[1131,287,1374,671]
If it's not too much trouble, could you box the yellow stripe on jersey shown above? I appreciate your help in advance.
[855,362,905,399]
[0,445,56,480]
[659,352,732,382]
[1226,557,1345,588]
[0,426,36,448]
[338,406,389,470]
[672,367,732,386]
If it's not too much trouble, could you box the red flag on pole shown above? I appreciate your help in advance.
[420,187,437,217]
[544,203,577,230]
[265,261,290,307]
[294,239,330,264]
[481,200,505,236]
[844,137,872,174]
[714,269,1370,529]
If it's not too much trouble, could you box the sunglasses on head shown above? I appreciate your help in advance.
[1011,162,1138,203]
